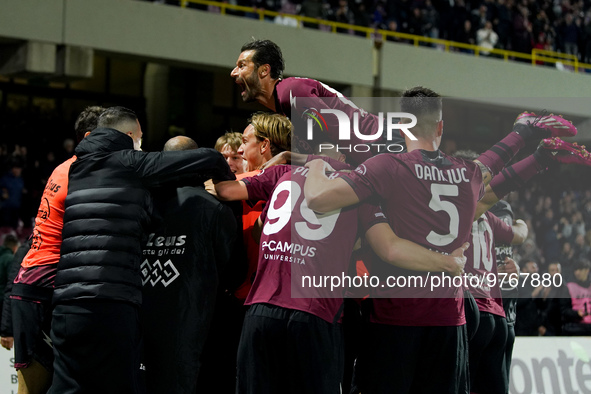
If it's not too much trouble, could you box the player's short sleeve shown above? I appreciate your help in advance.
[357,200,388,235]
[243,165,291,202]
[486,212,514,245]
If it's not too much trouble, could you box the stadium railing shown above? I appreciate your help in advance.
[177,0,591,74]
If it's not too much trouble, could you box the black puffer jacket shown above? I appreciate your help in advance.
[54,127,234,306]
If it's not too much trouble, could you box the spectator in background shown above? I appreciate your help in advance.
[385,19,402,42]
[538,262,571,336]
[0,234,18,323]
[512,4,533,56]
[423,0,439,41]
[0,157,25,229]
[476,20,499,55]
[515,260,544,336]
[571,211,586,239]
[39,152,57,184]
[300,0,326,29]
[563,259,591,335]
[495,0,513,49]
[273,1,299,27]
[457,19,476,52]
[58,139,75,163]
[215,132,246,175]
[332,0,354,33]
[560,242,576,272]
[543,217,562,264]
[407,7,425,37]
[573,233,590,262]
[352,2,371,36]
[372,1,388,30]
[582,13,591,63]
[561,13,581,58]
[451,0,471,42]
[472,4,489,31]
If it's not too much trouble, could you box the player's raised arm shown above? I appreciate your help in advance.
[474,137,591,219]
[304,159,359,213]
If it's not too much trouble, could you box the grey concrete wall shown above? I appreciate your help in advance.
[60,0,373,86]
[0,0,63,42]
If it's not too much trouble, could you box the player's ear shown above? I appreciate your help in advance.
[259,65,270,78]
[260,138,270,153]
[436,120,444,136]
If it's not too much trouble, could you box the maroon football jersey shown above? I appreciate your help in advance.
[466,212,513,317]
[274,77,388,164]
[243,164,385,323]
[344,150,484,326]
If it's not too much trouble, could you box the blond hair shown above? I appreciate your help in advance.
[215,132,243,152]
[248,112,292,157]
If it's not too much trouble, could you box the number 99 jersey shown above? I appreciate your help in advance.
[243,164,385,324]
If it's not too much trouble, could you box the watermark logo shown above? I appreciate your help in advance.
[303,107,329,135]
[305,109,417,142]
[294,97,426,156]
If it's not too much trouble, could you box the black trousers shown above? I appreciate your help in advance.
[49,302,145,394]
[355,322,469,394]
[469,312,508,394]
[236,303,344,394]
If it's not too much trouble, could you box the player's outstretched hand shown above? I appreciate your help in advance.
[448,242,469,276]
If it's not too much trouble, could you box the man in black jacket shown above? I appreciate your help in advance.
[49,107,234,394]
[141,136,237,394]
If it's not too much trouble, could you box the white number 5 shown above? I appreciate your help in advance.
[426,184,459,247]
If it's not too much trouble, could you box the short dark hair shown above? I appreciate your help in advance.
[574,259,591,271]
[2,234,18,250]
[97,106,138,133]
[241,39,285,79]
[400,86,442,116]
[74,106,106,142]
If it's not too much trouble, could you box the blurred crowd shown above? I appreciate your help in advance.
[164,0,591,62]
[0,139,75,240]
[506,172,591,336]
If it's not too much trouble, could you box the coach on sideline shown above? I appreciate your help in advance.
[48,107,234,394]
